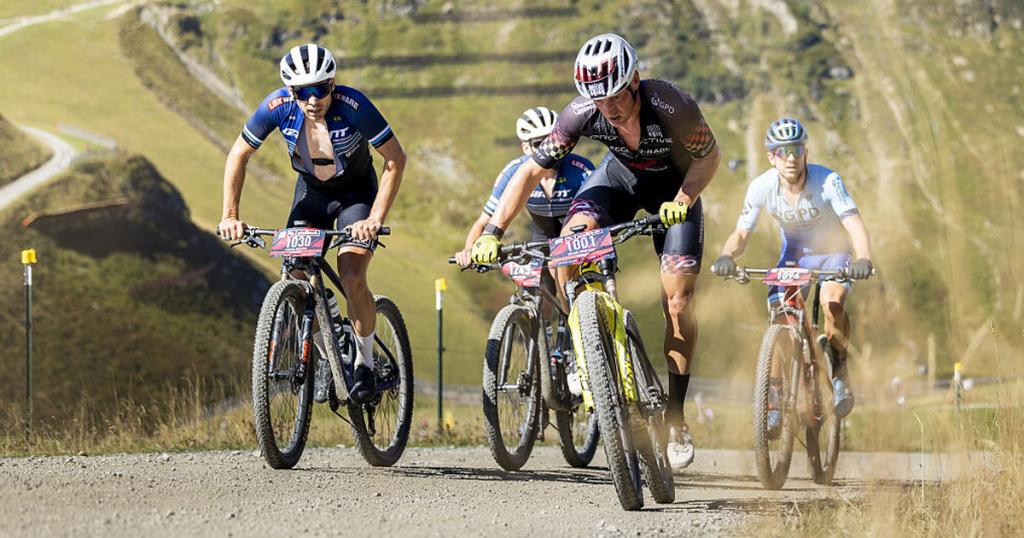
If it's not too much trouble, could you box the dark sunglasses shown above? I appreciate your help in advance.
[292,81,332,101]
[771,144,807,158]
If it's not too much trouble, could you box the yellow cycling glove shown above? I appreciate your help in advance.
[659,201,689,227]
[471,234,502,264]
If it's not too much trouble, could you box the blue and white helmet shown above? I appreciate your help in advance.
[764,117,808,149]
[279,43,337,87]
[515,107,558,142]
[573,33,638,100]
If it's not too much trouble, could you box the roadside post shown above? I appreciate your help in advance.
[21,249,37,446]
[953,362,963,413]
[434,278,447,434]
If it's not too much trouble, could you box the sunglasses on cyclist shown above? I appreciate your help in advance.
[292,81,333,101]
[771,144,807,158]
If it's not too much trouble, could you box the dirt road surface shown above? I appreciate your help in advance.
[0,445,977,537]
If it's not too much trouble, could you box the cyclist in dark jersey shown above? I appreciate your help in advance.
[453,106,593,268]
[218,43,407,403]
[471,33,721,469]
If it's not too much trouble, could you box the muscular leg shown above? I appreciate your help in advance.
[820,282,849,376]
[337,247,375,336]
[661,272,698,427]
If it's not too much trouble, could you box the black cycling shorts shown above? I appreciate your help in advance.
[567,155,704,273]
[286,172,378,252]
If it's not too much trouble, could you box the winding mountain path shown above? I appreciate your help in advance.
[0,126,77,212]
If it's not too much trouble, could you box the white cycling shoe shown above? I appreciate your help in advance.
[666,425,695,470]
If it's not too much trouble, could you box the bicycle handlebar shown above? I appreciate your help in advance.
[722,265,875,285]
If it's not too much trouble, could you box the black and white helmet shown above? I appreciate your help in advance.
[279,43,337,87]
[515,107,558,142]
[764,117,808,149]
[573,33,638,100]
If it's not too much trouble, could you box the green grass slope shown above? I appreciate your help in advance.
[0,152,271,431]
[0,114,51,187]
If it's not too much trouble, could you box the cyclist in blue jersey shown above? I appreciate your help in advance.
[471,34,722,469]
[712,118,873,424]
[452,106,594,268]
[218,43,407,403]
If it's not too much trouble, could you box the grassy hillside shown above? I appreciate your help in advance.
[0,114,51,187]
[0,152,271,436]
[0,0,1021,401]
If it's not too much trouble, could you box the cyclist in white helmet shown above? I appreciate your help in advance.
[218,43,407,404]
[453,106,594,268]
[712,117,873,427]
[471,33,722,470]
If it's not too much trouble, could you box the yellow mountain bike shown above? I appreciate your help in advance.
[496,215,674,510]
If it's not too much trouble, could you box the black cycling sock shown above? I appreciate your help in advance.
[830,344,848,377]
[666,373,690,426]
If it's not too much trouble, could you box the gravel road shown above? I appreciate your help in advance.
[0,444,978,537]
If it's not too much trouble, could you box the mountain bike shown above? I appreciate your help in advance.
[719,266,854,489]
[491,214,674,510]
[449,253,600,471]
[231,225,413,469]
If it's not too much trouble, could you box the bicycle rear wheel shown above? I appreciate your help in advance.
[349,296,414,467]
[482,304,542,471]
[807,336,842,485]
[555,405,599,468]
[574,291,644,511]
[626,311,674,505]
[752,323,801,490]
[252,280,314,470]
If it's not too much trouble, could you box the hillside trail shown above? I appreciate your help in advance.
[0,0,125,38]
[0,126,77,212]
[0,445,980,536]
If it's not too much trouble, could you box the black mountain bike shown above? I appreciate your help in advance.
[232,225,413,469]
[449,253,600,471]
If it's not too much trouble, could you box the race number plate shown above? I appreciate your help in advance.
[269,228,327,257]
[547,228,614,268]
[762,267,812,287]
[501,258,544,288]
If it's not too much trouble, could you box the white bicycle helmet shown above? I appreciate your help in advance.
[573,33,638,100]
[515,107,558,142]
[279,43,337,87]
[764,117,808,149]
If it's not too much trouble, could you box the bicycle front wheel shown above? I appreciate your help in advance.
[252,279,315,470]
[348,296,414,467]
[482,304,542,471]
[574,291,644,511]
[752,323,801,490]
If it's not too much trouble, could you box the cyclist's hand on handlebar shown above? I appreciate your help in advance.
[711,255,737,277]
[350,217,383,242]
[218,217,246,241]
[453,249,473,268]
[471,234,501,264]
[848,258,873,280]
[659,201,688,227]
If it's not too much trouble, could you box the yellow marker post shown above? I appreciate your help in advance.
[434,278,447,434]
[21,249,37,446]
[953,361,963,413]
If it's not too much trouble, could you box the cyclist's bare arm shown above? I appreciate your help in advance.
[720,227,752,258]
[220,135,258,240]
[673,145,721,206]
[840,213,872,260]
[486,158,546,231]
[454,211,491,267]
[354,136,406,241]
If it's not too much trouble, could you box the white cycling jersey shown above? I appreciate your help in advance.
[737,164,858,255]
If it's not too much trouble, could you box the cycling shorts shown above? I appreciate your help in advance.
[566,156,704,273]
[286,172,378,252]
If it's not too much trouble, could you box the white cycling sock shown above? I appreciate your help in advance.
[354,331,375,370]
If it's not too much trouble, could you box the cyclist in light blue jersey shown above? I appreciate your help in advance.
[218,43,407,403]
[712,118,873,419]
[453,107,594,268]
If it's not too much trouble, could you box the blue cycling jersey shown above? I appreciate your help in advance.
[483,153,594,218]
[241,86,394,183]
